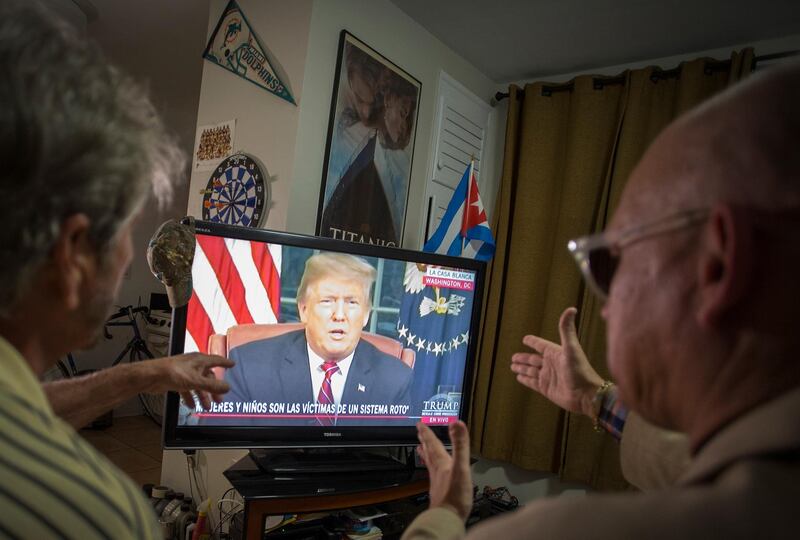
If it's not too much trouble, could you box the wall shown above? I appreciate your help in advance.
[41,0,89,30]
[288,0,505,248]
[184,0,313,231]
[161,0,313,512]
[71,0,210,415]
[511,33,800,84]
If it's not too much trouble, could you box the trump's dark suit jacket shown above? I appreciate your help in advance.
[213,330,413,425]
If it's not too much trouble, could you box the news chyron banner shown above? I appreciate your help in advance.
[396,263,475,425]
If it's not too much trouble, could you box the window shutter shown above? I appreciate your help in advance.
[423,72,492,244]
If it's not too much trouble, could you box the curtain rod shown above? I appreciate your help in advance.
[493,49,800,102]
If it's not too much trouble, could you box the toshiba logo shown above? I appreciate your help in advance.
[323,432,342,437]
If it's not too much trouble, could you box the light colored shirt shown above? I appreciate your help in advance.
[307,343,354,405]
[0,336,160,539]
[402,387,800,540]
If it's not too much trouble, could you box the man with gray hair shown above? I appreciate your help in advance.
[403,61,800,539]
[0,4,233,538]
[217,252,413,426]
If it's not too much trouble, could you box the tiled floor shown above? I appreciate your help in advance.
[79,415,163,488]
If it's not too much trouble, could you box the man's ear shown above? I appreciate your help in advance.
[51,214,94,311]
[696,204,754,327]
[362,310,371,329]
[297,301,308,324]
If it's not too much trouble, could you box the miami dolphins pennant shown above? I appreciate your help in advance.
[203,0,296,105]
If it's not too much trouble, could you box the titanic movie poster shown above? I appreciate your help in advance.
[317,31,421,247]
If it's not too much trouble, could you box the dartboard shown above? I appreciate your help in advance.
[201,154,267,227]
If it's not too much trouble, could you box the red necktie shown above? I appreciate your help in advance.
[316,361,339,426]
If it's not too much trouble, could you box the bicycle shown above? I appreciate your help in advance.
[40,305,166,426]
[40,352,80,385]
[104,305,164,425]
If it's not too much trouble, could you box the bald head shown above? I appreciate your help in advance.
[606,61,800,446]
[615,61,800,230]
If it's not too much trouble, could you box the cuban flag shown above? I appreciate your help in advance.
[423,160,495,261]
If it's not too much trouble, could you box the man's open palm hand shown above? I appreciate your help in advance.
[417,421,473,522]
[510,307,604,417]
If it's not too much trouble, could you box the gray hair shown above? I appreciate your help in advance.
[296,253,376,308]
[0,3,185,314]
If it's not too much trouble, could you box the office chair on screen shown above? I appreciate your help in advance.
[207,323,415,379]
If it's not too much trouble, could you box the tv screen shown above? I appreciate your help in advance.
[163,221,485,449]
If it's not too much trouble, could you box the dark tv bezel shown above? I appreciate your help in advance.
[162,220,486,450]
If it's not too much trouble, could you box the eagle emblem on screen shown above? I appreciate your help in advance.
[419,293,465,317]
[404,262,467,318]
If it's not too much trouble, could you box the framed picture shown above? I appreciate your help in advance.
[316,31,421,248]
[192,119,236,172]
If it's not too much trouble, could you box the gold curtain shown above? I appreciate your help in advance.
[470,49,754,490]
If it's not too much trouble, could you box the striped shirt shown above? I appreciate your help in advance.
[0,337,160,540]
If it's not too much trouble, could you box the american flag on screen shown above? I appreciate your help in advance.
[185,235,281,353]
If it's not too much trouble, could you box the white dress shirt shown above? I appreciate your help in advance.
[307,344,354,405]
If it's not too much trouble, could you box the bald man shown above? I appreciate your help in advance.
[403,61,800,539]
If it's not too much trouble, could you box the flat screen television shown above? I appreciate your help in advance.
[163,220,485,452]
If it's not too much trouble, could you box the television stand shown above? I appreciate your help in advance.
[224,452,429,539]
[249,447,413,475]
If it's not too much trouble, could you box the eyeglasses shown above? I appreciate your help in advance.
[567,208,709,301]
